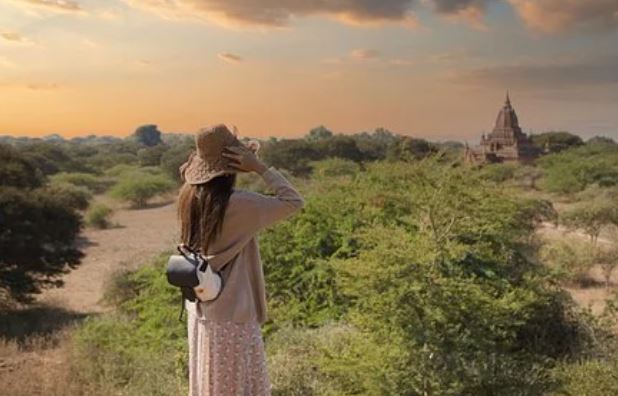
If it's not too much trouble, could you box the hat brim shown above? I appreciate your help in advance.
[180,152,241,185]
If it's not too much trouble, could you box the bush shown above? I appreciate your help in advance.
[70,253,187,395]
[50,172,113,194]
[86,204,113,229]
[109,173,175,208]
[543,238,599,287]
[46,183,92,211]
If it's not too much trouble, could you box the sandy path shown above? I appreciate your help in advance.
[37,199,179,313]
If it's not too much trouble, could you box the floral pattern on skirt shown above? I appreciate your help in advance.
[187,302,272,396]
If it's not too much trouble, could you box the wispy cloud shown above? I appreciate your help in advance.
[8,0,84,13]
[26,82,62,91]
[349,48,381,61]
[217,52,242,64]
[0,31,34,45]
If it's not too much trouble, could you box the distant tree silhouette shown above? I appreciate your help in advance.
[134,124,163,147]
[305,125,333,141]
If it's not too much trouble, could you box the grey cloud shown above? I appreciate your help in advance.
[451,55,618,89]
[125,0,418,27]
[431,0,492,14]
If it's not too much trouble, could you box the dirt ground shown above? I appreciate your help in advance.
[38,197,179,314]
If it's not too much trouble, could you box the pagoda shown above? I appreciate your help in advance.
[465,93,540,164]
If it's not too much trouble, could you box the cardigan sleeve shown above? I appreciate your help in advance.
[248,166,305,232]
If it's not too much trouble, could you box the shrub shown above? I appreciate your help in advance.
[86,204,113,229]
[46,183,92,211]
[50,172,113,194]
[109,173,175,208]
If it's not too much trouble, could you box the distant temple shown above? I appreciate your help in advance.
[465,93,540,164]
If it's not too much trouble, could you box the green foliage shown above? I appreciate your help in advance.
[70,159,616,395]
[0,143,44,188]
[539,238,596,285]
[551,356,618,395]
[46,183,92,211]
[561,199,618,245]
[530,131,584,153]
[160,140,194,182]
[109,172,175,208]
[86,204,114,229]
[309,158,361,178]
[50,172,113,194]
[479,162,520,183]
[71,253,187,395]
[537,140,618,194]
[137,144,168,167]
[0,187,83,302]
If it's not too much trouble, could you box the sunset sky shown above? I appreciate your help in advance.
[1,0,618,141]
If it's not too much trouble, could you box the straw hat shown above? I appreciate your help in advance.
[179,124,248,185]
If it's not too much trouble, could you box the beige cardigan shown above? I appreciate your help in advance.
[184,166,304,324]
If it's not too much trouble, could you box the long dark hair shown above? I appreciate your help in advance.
[177,174,236,253]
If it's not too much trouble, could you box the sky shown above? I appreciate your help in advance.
[1,0,618,141]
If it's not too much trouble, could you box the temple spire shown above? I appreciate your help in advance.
[505,91,511,107]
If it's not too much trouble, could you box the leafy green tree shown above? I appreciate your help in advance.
[561,201,618,247]
[0,145,84,302]
[160,140,194,182]
[137,144,168,167]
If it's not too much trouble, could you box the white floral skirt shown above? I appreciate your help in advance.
[186,301,272,396]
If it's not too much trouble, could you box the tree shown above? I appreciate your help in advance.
[305,125,333,141]
[137,144,168,167]
[134,124,163,147]
[0,143,44,188]
[530,131,583,153]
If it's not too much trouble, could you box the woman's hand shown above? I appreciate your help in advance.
[222,145,268,174]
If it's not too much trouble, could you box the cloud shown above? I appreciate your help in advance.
[508,0,618,33]
[349,48,381,60]
[0,31,34,45]
[217,52,242,63]
[26,82,62,91]
[449,55,618,90]
[124,0,419,28]
[8,0,83,13]
[430,0,492,27]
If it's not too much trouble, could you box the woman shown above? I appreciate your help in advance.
[176,124,304,396]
